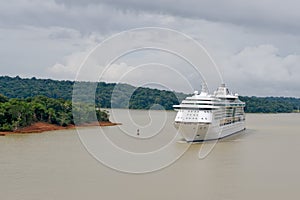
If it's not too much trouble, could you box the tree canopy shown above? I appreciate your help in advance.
[0,95,109,132]
[1,76,300,113]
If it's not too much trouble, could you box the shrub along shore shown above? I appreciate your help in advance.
[0,94,118,135]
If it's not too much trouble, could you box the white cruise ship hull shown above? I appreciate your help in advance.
[174,121,245,142]
[173,83,246,142]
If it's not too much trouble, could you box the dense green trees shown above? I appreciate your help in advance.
[0,95,109,132]
[0,99,34,131]
[129,87,184,110]
[1,76,300,113]
[239,96,299,113]
[0,94,8,103]
[0,76,186,110]
[0,76,73,99]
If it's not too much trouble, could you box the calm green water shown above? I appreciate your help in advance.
[1,110,300,200]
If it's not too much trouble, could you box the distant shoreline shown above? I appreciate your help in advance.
[1,76,300,113]
[0,121,121,136]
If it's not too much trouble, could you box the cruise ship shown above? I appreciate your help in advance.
[173,84,245,142]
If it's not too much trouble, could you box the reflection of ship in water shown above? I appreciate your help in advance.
[173,84,246,142]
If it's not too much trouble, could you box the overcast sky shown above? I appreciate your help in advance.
[1,0,300,97]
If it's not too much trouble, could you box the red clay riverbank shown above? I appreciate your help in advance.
[0,121,121,136]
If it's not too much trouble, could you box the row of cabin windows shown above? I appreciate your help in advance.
[181,110,212,113]
[177,117,208,120]
[186,113,198,117]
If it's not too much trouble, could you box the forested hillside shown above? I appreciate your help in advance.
[240,96,300,113]
[0,76,73,99]
[1,76,300,113]
[0,76,186,110]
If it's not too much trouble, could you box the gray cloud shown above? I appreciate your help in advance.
[54,0,300,34]
[221,45,300,96]
[1,0,300,97]
[3,0,300,34]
